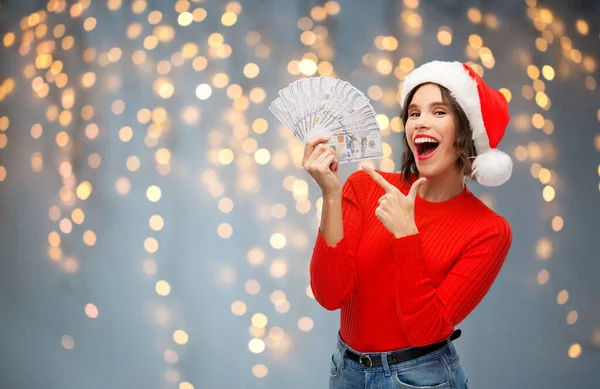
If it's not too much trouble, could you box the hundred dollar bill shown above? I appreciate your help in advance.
[317,127,384,164]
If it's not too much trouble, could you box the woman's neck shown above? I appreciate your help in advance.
[416,170,465,203]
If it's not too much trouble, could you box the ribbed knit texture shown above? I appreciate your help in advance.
[310,170,512,352]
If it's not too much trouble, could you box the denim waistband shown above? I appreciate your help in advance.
[335,331,458,372]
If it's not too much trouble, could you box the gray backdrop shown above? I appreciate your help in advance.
[0,0,599,388]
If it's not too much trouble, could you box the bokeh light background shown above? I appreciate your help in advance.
[0,0,599,388]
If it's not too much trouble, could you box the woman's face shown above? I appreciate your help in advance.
[405,83,459,179]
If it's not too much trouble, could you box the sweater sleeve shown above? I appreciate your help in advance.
[309,174,364,311]
[391,216,512,346]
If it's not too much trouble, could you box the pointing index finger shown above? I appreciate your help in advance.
[362,165,397,193]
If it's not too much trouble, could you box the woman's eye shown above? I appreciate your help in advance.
[434,111,446,115]
[409,112,420,117]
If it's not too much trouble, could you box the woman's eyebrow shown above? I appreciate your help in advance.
[408,101,447,109]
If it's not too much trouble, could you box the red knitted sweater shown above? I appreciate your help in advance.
[309,170,512,352]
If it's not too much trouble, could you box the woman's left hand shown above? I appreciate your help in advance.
[363,166,427,239]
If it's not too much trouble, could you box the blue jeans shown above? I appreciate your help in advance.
[329,333,469,389]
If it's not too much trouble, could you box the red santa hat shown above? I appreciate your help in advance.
[401,60,512,187]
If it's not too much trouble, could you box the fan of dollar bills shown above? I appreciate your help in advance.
[269,77,384,164]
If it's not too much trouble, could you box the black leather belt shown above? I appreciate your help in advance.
[345,329,461,368]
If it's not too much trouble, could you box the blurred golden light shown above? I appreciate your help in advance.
[115,177,131,195]
[149,215,164,231]
[163,349,178,364]
[536,270,549,285]
[437,27,452,45]
[298,317,314,332]
[59,218,72,234]
[270,233,286,249]
[226,84,243,100]
[297,17,313,30]
[72,209,85,225]
[142,260,157,275]
[191,7,207,22]
[538,168,551,184]
[62,36,74,51]
[252,313,268,328]
[468,35,483,50]
[575,19,589,35]
[287,60,301,75]
[317,61,333,76]
[126,156,140,172]
[155,148,171,165]
[208,33,224,48]
[567,310,578,325]
[376,114,390,130]
[299,59,318,76]
[144,237,159,253]
[249,338,266,354]
[311,6,327,21]
[275,299,291,313]
[85,303,99,318]
[217,223,233,238]
[467,8,482,23]
[173,330,189,345]
[132,0,146,14]
[376,59,393,75]
[3,32,16,47]
[178,11,193,26]
[254,149,271,165]
[156,280,171,296]
[568,344,582,359]
[61,335,75,350]
[192,56,207,71]
[585,76,596,91]
[551,216,564,232]
[48,231,61,247]
[252,364,268,378]
[147,185,162,202]
[217,149,234,165]
[536,238,552,260]
[247,88,266,104]
[143,35,159,50]
[324,1,341,14]
[119,126,133,142]
[222,11,237,26]
[231,301,247,316]
[83,230,97,246]
[76,181,92,200]
[245,279,261,295]
[111,100,126,115]
[48,206,61,222]
[542,185,555,202]
[195,83,212,100]
[270,258,288,278]
[216,198,233,214]
[211,73,229,89]
[247,248,265,266]
[243,63,260,79]
[556,289,570,305]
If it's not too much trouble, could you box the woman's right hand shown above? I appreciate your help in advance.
[302,136,341,196]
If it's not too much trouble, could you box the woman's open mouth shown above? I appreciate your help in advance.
[414,137,439,161]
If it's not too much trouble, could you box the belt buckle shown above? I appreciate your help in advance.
[359,353,373,368]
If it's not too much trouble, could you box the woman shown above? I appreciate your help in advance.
[303,61,513,389]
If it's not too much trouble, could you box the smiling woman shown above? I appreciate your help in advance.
[401,83,477,185]
[305,60,514,389]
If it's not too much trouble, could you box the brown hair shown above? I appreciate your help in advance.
[400,83,477,184]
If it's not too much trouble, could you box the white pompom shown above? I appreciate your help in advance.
[472,148,513,187]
